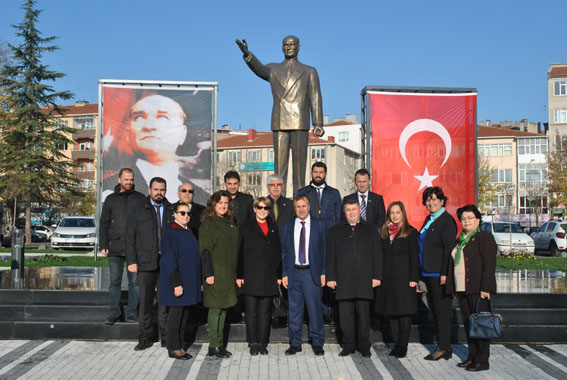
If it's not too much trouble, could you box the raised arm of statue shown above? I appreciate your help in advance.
[235,39,249,58]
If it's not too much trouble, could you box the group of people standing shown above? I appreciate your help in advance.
[99,163,497,372]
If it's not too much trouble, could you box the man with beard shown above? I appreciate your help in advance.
[297,162,342,231]
[99,168,145,325]
[126,177,173,351]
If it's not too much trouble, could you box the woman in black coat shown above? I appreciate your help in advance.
[376,201,419,358]
[419,186,457,361]
[236,196,281,356]
[447,205,497,372]
[159,202,201,360]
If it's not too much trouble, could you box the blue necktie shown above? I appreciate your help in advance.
[316,188,322,205]
[154,204,162,241]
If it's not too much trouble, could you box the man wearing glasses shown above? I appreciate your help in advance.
[169,183,205,239]
[266,174,294,228]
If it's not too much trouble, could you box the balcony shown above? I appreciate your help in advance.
[71,150,95,161]
[74,171,95,180]
[71,129,95,140]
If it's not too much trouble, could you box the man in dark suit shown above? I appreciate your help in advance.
[266,173,294,228]
[341,168,385,228]
[126,177,173,351]
[224,170,253,227]
[236,36,324,194]
[169,183,205,239]
[326,199,382,357]
[280,194,327,356]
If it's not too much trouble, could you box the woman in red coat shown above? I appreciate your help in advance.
[446,204,497,372]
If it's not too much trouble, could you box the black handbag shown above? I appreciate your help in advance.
[469,297,503,339]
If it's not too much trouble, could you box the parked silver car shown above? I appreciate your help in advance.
[51,216,96,250]
[530,220,567,257]
[480,222,535,255]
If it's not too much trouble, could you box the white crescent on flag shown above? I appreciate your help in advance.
[398,119,452,168]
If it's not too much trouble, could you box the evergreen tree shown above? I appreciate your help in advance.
[0,0,77,243]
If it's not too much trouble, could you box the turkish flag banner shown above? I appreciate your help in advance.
[368,91,477,228]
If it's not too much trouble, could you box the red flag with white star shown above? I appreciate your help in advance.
[368,91,477,228]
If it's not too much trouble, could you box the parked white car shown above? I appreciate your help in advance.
[51,216,96,250]
[480,221,535,255]
[530,220,567,257]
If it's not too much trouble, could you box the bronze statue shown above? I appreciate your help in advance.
[236,36,324,194]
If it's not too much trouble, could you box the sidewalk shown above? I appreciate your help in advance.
[0,340,565,379]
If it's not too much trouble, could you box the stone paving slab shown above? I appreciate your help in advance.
[0,340,565,380]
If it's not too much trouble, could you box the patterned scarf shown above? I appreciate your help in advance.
[388,222,402,242]
[455,227,479,264]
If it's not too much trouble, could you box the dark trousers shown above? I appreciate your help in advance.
[166,306,189,351]
[288,268,324,347]
[108,255,139,318]
[138,270,167,342]
[458,293,491,365]
[389,315,412,350]
[244,295,273,347]
[273,130,308,195]
[424,276,452,351]
[338,299,370,352]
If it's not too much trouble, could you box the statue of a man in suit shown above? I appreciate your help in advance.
[236,36,324,194]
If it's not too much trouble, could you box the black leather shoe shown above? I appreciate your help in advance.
[394,347,407,358]
[125,315,138,323]
[258,346,268,355]
[219,346,232,356]
[360,350,371,358]
[338,348,354,357]
[134,340,151,351]
[169,351,189,360]
[388,348,398,356]
[424,350,452,361]
[285,346,302,355]
[105,315,121,325]
[250,344,259,356]
[208,347,229,358]
[161,340,167,348]
[466,363,489,372]
[312,346,325,356]
[457,359,473,368]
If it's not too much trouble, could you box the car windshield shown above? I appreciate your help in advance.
[59,218,95,228]
[493,223,524,233]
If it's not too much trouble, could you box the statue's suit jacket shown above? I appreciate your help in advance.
[245,54,323,131]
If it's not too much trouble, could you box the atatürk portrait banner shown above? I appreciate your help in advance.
[368,91,477,228]
[99,81,216,204]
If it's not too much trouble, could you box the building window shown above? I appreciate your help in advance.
[55,120,68,130]
[228,151,241,166]
[74,116,94,130]
[555,81,567,96]
[82,179,94,190]
[556,135,567,151]
[338,131,349,142]
[519,192,548,214]
[517,138,547,155]
[555,108,567,123]
[247,150,261,162]
[311,148,325,161]
[269,149,274,162]
[79,142,93,151]
[519,164,547,189]
[247,173,261,186]
[57,142,68,151]
[477,143,512,157]
[490,169,512,183]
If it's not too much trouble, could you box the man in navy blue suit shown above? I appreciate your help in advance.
[280,194,327,356]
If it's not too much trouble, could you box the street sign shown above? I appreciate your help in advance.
[238,162,274,171]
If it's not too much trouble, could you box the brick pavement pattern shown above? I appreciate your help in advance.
[0,341,565,379]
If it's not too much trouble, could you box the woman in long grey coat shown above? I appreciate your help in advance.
[199,191,239,359]
[376,201,419,358]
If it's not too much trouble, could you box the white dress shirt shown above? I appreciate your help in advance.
[357,190,369,205]
[294,215,311,265]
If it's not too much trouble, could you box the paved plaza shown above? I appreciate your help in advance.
[0,340,566,379]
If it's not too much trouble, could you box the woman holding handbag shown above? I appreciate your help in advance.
[446,204,497,372]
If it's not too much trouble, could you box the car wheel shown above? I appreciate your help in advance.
[550,242,560,257]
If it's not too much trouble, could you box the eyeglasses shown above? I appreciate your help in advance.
[176,211,190,216]
[255,205,271,211]
[268,183,282,188]
[460,217,477,222]
[179,189,194,194]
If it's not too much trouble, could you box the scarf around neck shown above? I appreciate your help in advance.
[455,227,479,264]
[388,222,402,242]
